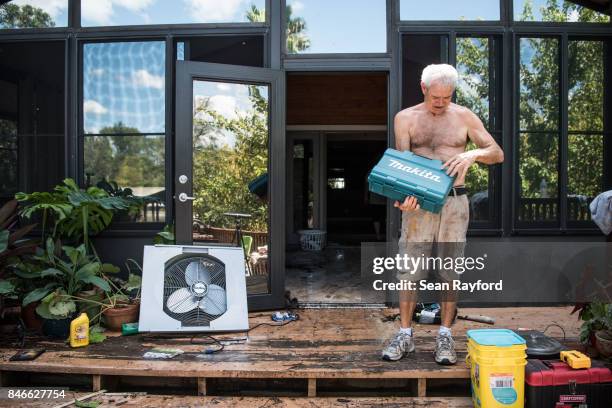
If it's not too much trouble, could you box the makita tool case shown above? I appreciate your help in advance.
[367,148,454,213]
[525,359,612,408]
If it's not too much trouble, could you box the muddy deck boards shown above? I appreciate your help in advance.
[0,307,581,399]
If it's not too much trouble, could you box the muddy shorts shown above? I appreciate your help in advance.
[396,195,469,283]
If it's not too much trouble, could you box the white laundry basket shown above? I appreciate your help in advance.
[297,229,327,251]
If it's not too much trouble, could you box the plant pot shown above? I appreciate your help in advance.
[102,302,139,331]
[22,302,43,331]
[42,314,77,339]
[76,290,104,323]
[595,330,612,358]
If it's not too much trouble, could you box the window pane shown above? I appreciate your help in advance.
[569,40,604,132]
[0,41,65,198]
[514,0,610,22]
[518,133,559,223]
[400,0,499,20]
[84,135,166,222]
[402,34,449,109]
[286,0,386,54]
[0,118,18,196]
[183,36,264,67]
[83,41,165,134]
[456,37,490,126]
[83,41,166,223]
[81,0,265,26]
[519,38,559,132]
[0,1,68,28]
[567,134,603,222]
[192,81,269,294]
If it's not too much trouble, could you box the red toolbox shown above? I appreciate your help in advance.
[525,359,612,407]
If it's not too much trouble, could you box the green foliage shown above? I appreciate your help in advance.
[456,38,491,194]
[516,1,605,202]
[84,122,165,190]
[0,199,37,271]
[0,3,55,28]
[17,239,111,319]
[192,86,269,231]
[247,4,310,53]
[16,178,132,254]
[153,224,175,245]
[579,302,612,344]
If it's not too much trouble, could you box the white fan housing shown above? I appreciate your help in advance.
[139,244,249,332]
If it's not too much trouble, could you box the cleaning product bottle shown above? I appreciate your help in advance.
[70,312,89,347]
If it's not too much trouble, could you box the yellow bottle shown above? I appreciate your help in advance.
[70,313,90,348]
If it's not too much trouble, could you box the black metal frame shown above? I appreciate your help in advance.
[175,60,285,310]
[0,0,609,282]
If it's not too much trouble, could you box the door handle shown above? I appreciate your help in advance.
[178,193,195,202]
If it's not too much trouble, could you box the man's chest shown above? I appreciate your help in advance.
[409,117,467,150]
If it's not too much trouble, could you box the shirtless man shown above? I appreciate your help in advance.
[381,64,503,365]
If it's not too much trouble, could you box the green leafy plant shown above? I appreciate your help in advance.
[0,199,37,274]
[96,179,159,221]
[579,302,612,345]
[153,224,175,245]
[18,238,113,320]
[16,178,132,255]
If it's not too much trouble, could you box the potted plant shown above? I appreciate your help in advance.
[578,301,612,357]
[18,238,112,338]
[0,199,38,330]
[98,265,141,331]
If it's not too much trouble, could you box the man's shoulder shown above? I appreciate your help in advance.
[450,103,478,120]
[395,104,424,121]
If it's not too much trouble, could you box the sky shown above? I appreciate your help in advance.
[83,41,166,134]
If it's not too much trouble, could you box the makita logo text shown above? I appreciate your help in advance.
[388,159,441,182]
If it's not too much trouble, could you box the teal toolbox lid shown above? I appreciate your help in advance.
[467,329,526,346]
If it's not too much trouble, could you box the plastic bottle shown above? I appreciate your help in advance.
[70,313,89,347]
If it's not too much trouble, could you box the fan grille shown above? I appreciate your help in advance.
[163,255,227,326]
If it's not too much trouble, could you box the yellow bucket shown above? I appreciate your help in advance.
[466,329,527,408]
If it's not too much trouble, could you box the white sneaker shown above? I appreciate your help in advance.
[434,333,457,365]
[381,331,415,361]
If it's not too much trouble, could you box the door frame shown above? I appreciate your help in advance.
[175,60,286,310]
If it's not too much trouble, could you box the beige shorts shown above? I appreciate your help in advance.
[396,195,469,283]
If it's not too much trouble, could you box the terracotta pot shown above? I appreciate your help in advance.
[21,302,43,331]
[595,330,612,358]
[102,302,139,331]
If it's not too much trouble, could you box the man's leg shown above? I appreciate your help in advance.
[382,208,436,361]
[433,195,470,365]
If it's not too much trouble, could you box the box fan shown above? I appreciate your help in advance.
[139,245,249,332]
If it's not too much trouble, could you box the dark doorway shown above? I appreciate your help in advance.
[326,136,387,245]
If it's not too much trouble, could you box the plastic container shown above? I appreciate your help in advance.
[297,229,327,251]
[69,313,89,348]
[525,359,612,408]
[467,329,527,408]
[367,148,455,213]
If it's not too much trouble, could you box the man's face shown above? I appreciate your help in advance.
[421,81,454,115]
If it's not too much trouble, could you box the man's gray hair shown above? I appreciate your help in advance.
[421,64,459,89]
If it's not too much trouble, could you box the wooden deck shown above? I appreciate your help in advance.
[0,306,581,403]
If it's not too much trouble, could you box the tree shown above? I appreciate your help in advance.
[246,4,311,53]
[84,122,165,190]
[517,0,605,204]
[456,37,491,195]
[0,3,55,28]
[192,87,269,231]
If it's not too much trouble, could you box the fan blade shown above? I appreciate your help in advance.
[185,261,211,286]
[166,288,198,313]
[199,284,226,315]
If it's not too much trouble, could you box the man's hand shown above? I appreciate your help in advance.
[394,196,420,212]
[442,150,478,179]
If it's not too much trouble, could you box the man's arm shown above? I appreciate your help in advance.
[394,111,411,152]
[443,109,504,179]
[393,111,420,211]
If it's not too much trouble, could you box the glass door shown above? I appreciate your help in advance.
[175,61,285,310]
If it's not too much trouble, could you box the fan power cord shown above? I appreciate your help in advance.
[190,334,225,354]
[247,311,300,333]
